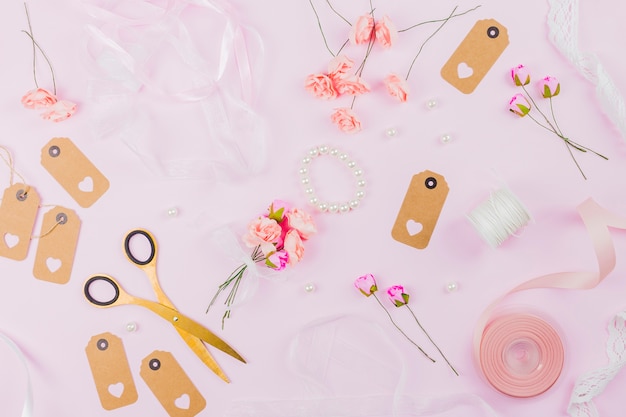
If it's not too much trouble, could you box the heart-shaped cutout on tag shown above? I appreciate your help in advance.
[174,393,191,410]
[46,257,62,273]
[78,176,94,193]
[457,62,474,79]
[108,382,124,398]
[4,233,19,249]
[406,219,423,236]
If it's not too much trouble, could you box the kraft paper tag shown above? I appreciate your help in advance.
[441,19,509,94]
[391,171,449,249]
[140,351,206,417]
[33,207,81,284]
[0,184,40,260]
[41,137,109,208]
[85,332,138,410]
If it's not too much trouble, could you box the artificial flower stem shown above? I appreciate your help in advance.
[21,31,57,95]
[398,5,481,33]
[405,6,458,80]
[325,0,351,26]
[372,293,436,363]
[23,3,38,90]
[308,0,336,57]
[526,114,588,153]
[405,305,459,376]
[562,139,587,180]
[521,85,559,133]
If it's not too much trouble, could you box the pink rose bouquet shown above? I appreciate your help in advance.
[208,200,317,327]
[21,4,77,122]
[508,65,607,179]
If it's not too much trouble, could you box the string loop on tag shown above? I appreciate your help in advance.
[0,146,27,188]
[467,187,532,248]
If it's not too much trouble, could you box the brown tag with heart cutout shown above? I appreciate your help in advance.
[85,332,138,410]
[33,207,81,284]
[0,183,40,260]
[391,171,449,249]
[41,137,110,208]
[441,19,509,94]
[140,351,206,417]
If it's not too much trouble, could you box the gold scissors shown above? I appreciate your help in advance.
[83,229,245,383]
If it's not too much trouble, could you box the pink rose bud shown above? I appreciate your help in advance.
[354,273,378,296]
[511,64,530,86]
[383,73,409,102]
[327,55,354,79]
[508,93,531,117]
[330,107,362,133]
[349,14,374,45]
[40,100,77,122]
[387,285,409,307]
[266,250,289,271]
[540,76,561,98]
[21,88,58,109]
[374,15,398,49]
[305,73,338,100]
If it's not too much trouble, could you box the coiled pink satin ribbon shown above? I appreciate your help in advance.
[474,198,626,397]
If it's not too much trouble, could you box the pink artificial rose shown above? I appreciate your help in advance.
[540,76,561,98]
[383,73,409,102]
[334,75,370,96]
[266,250,289,271]
[354,273,377,297]
[374,15,398,49]
[286,208,317,240]
[387,285,409,307]
[349,14,374,45]
[511,64,530,86]
[242,216,282,255]
[21,88,58,109]
[305,73,338,100]
[509,93,531,117]
[40,100,77,122]
[330,107,361,133]
[283,229,305,266]
[328,55,354,79]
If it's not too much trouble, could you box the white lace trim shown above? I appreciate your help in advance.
[567,311,626,417]
[548,0,626,140]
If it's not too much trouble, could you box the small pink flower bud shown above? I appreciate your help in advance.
[540,76,561,98]
[355,274,377,296]
[387,285,409,307]
[511,64,530,86]
[509,93,531,117]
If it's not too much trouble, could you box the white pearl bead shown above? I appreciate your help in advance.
[319,145,329,154]
[441,134,452,143]
[305,187,315,194]
[356,190,365,199]
[357,179,366,187]
[353,169,363,176]
[309,196,318,205]
[126,322,137,332]
[339,204,350,213]
[167,207,178,217]
[305,283,315,292]
[446,281,458,292]
[328,204,339,213]
[317,202,328,212]
[301,177,310,185]
[330,148,339,156]
[302,156,312,164]
[309,147,319,157]
[339,153,348,161]
[347,161,356,168]
[427,99,437,109]
[349,199,359,209]
[386,127,397,137]
[299,167,308,175]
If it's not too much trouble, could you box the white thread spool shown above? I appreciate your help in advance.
[467,188,532,248]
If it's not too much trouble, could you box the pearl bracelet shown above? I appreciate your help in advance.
[298,145,366,213]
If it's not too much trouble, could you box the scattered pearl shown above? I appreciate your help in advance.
[305,283,316,293]
[386,127,397,137]
[446,281,458,292]
[167,207,179,217]
[126,322,137,332]
[441,134,452,144]
[427,99,437,109]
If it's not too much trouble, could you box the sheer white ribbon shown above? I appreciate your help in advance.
[0,333,33,417]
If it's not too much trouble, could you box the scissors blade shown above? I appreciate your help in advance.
[174,327,231,383]
[133,298,246,363]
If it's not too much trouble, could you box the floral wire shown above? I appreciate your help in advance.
[23,3,38,89]
[372,293,436,362]
[325,0,351,26]
[405,6,458,80]
[405,305,459,376]
[309,0,336,57]
[335,38,350,55]
[21,31,57,95]
[398,5,481,32]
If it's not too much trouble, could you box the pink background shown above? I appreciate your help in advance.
[1,0,626,416]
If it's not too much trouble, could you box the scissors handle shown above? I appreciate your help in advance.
[124,229,157,266]
[84,275,122,306]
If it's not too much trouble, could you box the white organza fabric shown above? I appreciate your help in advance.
[548,0,626,140]
[568,311,626,416]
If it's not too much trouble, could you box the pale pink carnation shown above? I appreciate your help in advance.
[286,208,317,240]
[374,15,398,48]
[349,14,374,45]
[384,73,409,102]
[305,73,338,99]
[330,108,361,133]
[21,88,57,109]
[327,55,354,79]
[242,217,282,255]
[334,75,370,96]
[283,229,305,266]
[40,100,77,122]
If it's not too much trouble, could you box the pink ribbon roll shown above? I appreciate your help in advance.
[475,198,626,397]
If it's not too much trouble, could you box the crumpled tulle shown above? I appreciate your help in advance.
[548,0,626,140]
[225,315,499,417]
[568,310,626,417]
[81,0,267,180]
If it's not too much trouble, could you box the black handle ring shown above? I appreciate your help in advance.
[84,276,120,306]
[124,229,156,266]
[425,177,437,189]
